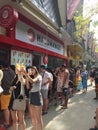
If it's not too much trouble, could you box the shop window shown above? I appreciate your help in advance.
[48,56,64,68]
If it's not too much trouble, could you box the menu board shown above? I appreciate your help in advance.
[11,50,32,66]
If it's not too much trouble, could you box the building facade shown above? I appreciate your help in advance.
[0,0,71,69]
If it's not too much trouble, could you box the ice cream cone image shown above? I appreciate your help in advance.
[20,63,25,72]
[15,63,20,71]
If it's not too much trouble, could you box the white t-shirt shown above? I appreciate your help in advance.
[30,74,42,92]
[42,71,51,90]
[48,72,53,82]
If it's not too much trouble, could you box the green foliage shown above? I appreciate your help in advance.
[73,10,90,43]
[93,21,98,27]
[73,3,98,44]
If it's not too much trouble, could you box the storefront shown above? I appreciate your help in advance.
[0,4,68,68]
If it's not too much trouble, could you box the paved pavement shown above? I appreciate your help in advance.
[8,82,98,130]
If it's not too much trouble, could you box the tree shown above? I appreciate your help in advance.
[73,11,90,43]
[73,3,98,44]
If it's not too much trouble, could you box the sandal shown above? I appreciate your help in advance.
[2,124,11,129]
[42,111,48,115]
[61,106,67,109]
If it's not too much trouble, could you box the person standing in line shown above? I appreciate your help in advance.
[81,65,88,93]
[55,67,64,105]
[53,67,60,105]
[40,65,51,115]
[46,68,53,104]
[9,65,26,130]
[93,67,98,100]
[24,66,33,118]
[61,64,70,109]
[76,68,83,91]
[69,68,75,97]
[0,69,3,94]
[89,107,98,130]
[24,66,43,130]
[0,61,15,129]
[89,67,95,86]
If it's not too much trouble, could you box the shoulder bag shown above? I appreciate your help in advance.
[12,91,26,111]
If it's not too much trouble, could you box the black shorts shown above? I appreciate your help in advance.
[69,81,74,88]
[29,92,43,106]
[62,88,69,97]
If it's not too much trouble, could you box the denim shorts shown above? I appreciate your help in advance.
[29,92,43,106]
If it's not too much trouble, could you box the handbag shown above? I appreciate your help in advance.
[12,92,26,111]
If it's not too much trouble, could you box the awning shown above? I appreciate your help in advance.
[67,43,83,60]
[68,44,83,52]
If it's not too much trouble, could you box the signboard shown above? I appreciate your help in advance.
[16,20,64,55]
[11,50,32,66]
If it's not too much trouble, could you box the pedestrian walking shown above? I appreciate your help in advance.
[81,65,88,93]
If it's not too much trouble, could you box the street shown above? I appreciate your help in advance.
[8,83,98,130]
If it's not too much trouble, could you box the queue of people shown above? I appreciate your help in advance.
[0,61,92,130]
[89,67,98,130]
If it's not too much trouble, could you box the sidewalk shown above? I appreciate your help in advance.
[0,79,97,130]
[7,82,98,130]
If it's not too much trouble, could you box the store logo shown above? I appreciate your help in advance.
[27,28,35,42]
[0,5,18,28]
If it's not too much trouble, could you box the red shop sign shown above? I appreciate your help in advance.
[43,55,48,64]
[0,5,18,28]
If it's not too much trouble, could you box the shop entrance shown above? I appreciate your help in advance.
[33,54,41,69]
[0,49,9,62]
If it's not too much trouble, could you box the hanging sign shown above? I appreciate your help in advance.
[0,5,18,28]
[43,55,48,64]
